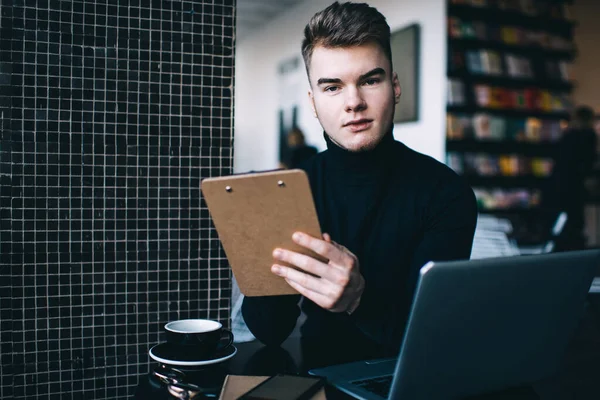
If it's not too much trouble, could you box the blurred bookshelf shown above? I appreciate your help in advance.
[446,138,556,155]
[449,38,575,60]
[445,0,575,214]
[464,175,548,187]
[448,2,576,34]
[447,72,574,91]
[447,105,570,119]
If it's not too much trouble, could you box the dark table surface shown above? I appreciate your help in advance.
[136,295,600,399]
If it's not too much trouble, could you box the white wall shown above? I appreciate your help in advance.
[234,0,447,173]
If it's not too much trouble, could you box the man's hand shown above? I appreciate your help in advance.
[271,232,364,314]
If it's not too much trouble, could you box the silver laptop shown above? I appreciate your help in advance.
[309,249,600,400]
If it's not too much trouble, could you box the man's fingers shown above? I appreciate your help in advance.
[272,264,333,297]
[292,232,353,266]
[284,278,336,310]
[273,248,339,280]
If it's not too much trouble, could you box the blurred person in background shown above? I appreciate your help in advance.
[283,127,318,169]
[547,105,597,250]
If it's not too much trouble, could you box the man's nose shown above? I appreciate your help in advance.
[344,87,367,112]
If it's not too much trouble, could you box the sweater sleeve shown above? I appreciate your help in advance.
[241,294,302,346]
[350,177,478,352]
[410,177,478,267]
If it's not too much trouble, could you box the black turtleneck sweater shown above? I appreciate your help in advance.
[242,132,478,356]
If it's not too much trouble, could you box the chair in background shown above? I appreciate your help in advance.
[471,212,568,259]
[471,212,600,292]
[471,214,520,260]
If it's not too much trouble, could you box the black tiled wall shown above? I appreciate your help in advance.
[0,1,235,399]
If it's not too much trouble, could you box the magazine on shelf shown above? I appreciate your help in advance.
[530,31,547,47]
[541,120,563,141]
[448,79,466,106]
[471,113,506,140]
[446,152,464,174]
[512,90,527,109]
[538,91,552,112]
[500,155,516,176]
[481,51,492,74]
[447,113,474,139]
[474,84,491,107]
[462,21,477,38]
[488,51,503,75]
[507,119,527,141]
[475,154,500,176]
[490,88,511,109]
[466,51,483,74]
[505,54,533,78]
[523,88,538,109]
[531,158,554,177]
[448,17,462,38]
[559,62,571,81]
[489,116,507,139]
[501,27,519,45]
[472,114,491,139]
[525,118,542,141]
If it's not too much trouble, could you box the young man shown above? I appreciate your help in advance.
[242,2,477,358]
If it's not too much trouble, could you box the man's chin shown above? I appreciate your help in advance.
[328,131,385,152]
[346,136,383,152]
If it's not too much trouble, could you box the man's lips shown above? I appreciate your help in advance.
[344,119,373,132]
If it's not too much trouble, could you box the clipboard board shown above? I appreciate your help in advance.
[201,169,324,297]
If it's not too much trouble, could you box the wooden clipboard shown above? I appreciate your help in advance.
[201,169,324,296]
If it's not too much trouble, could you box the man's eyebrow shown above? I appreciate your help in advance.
[316,67,386,86]
[316,77,342,86]
[358,67,386,81]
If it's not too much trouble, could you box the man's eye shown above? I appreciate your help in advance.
[363,78,380,86]
[324,86,339,92]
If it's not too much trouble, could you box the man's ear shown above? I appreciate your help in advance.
[392,72,402,104]
[308,91,318,118]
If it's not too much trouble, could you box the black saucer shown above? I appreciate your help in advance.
[149,343,237,367]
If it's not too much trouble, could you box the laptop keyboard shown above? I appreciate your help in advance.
[351,375,393,398]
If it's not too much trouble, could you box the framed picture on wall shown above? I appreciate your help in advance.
[391,23,420,123]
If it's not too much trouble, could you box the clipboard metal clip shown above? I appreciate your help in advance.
[225,180,285,192]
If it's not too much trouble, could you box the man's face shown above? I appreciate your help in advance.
[307,42,401,152]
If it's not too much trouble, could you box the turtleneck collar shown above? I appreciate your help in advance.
[323,130,397,177]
